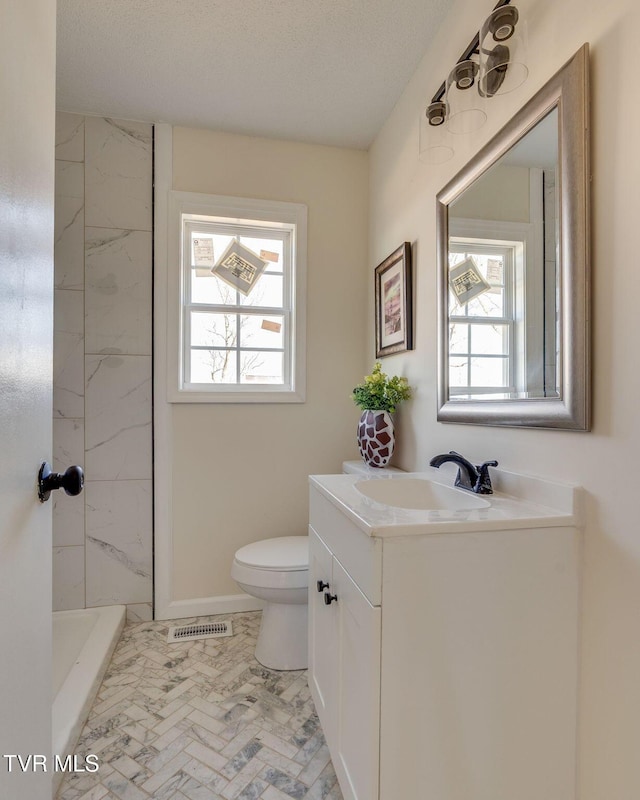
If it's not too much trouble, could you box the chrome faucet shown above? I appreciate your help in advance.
[429,451,498,494]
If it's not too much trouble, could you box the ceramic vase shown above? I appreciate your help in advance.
[357,409,395,468]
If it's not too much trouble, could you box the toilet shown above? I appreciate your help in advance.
[232,536,309,670]
[232,463,401,671]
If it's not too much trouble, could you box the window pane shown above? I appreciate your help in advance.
[470,357,508,387]
[449,357,469,387]
[191,272,239,305]
[240,351,284,385]
[449,294,466,316]
[470,323,508,355]
[239,274,284,308]
[449,252,467,267]
[190,349,237,384]
[449,323,469,354]
[240,315,284,349]
[191,312,238,348]
[240,237,284,273]
[466,289,504,317]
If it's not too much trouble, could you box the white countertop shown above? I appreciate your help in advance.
[309,467,582,538]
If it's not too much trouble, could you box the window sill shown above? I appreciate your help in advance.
[167,386,306,404]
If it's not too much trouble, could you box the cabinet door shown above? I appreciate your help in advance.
[308,527,338,742]
[333,557,381,800]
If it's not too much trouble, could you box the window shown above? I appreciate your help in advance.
[448,236,524,398]
[169,193,307,402]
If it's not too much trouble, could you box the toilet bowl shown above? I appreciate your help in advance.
[231,536,309,671]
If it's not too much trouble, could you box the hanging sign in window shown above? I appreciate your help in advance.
[212,240,269,296]
[449,256,492,306]
[193,237,215,277]
[260,249,280,263]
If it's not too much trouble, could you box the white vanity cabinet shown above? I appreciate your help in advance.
[308,474,581,800]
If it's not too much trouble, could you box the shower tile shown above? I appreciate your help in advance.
[53,416,85,470]
[54,193,85,290]
[52,418,85,547]
[85,228,152,356]
[85,480,153,606]
[85,117,152,231]
[56,159,84,199]
[53,546,85,611]
[85,354,152,480]
[55,112,84,162]
[53,491,85,549]
[54,289,85,418]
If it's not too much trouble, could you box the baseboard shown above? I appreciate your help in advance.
[156,593,264,621]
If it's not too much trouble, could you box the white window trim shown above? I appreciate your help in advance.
[167,191,307,403]
[448,240,517,396]
[449,217,536,397]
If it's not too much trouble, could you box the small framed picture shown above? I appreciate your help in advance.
[375,242,413,358]
[212,239,268,296]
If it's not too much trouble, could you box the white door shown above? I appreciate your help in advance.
[0,2,56,798]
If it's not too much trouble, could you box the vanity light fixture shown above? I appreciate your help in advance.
[419,0,527,164]
[479,3,528,97]
[445,59,487,135]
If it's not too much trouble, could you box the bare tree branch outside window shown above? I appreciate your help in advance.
[205,280,266,383]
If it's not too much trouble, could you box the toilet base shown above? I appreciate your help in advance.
[255,601,308,671]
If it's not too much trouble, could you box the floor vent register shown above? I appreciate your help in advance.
[167,620,233,643]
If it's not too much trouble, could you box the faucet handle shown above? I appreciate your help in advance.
[475,460,498,493]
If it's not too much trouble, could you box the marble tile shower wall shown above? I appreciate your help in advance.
[53,113,153,623]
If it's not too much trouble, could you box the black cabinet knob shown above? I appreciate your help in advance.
[324,592,338,605]
[316,580,329,593]
[38,462,84,503]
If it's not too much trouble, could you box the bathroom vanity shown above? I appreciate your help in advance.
[308,468,581,800]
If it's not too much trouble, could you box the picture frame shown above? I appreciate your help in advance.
[375,242,413,358]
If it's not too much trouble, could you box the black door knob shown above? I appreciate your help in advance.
[324,592,338,605]
[38,462,84,503]
[317,580,329,593]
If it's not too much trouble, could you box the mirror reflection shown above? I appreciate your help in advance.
[447,107,559,400]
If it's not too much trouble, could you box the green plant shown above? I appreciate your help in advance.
[352,362,412,413]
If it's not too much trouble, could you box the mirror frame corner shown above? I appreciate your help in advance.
[436,43,591,430]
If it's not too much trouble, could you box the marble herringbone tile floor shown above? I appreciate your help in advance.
[57,611,343,800]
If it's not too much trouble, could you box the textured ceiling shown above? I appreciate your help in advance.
[56,0,450,149]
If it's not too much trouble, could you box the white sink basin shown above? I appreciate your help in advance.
[354,478,491,511]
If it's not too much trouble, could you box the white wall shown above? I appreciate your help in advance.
[451,164,531,222]
[167,128,369,607]
[368,0,640,797]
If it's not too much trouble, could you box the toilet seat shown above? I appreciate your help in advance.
[232,536,309,591]
[234,536,308,571]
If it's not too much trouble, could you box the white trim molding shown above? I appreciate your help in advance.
[153,123,174,620]
[167,190,307,404]
[161,594,264,622]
